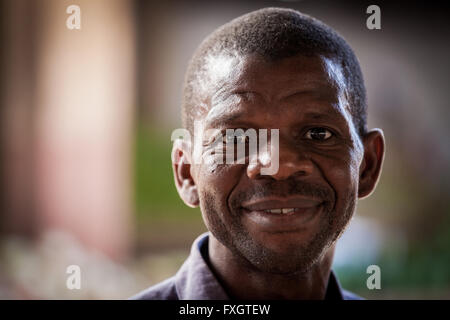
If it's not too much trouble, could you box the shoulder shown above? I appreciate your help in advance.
[129,276,179,300]
[342,289,364,300]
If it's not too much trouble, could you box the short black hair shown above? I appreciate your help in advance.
[182,7,367,136]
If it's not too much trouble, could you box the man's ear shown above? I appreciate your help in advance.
[358,128,385,198]
[172,140,199,208]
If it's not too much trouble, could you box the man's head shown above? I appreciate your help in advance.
[172,8,384,274]
[182,7,367,136]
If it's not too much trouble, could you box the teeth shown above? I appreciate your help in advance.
[264,208,296,214]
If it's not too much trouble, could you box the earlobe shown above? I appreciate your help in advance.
[172,141,199,208]
[358,128,385,199]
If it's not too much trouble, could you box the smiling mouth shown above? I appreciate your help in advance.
[241,205,321,217]
[256,207,308,215]
[241,197,323,213]
[239,197,325,231]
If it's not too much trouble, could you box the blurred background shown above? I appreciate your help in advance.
[0,0,449,299]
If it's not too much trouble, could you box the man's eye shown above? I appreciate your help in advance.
[224,133,248,144]
[305,127,333,141]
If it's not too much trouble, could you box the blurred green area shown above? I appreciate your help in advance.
[335,212,450,298]
[134,124,201,223]
[133,123,206,255]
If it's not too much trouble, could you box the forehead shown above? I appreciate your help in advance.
[199,53,351,128]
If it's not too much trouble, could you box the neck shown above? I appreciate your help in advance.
[208,234,335,300]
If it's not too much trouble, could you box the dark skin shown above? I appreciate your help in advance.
[172,53,384,299]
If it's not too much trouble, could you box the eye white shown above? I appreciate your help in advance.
[305,128,332,140]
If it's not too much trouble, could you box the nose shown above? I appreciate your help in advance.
[247,138,314,180]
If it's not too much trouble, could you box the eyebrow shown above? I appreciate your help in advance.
[280,85,331,101]
[205,109,346,130]
[205,111,247,129]
[303,111,343,121]
[204,89,348,129]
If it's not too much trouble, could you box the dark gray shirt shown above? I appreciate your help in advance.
[131,233,362,300]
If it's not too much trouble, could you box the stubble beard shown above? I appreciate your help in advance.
[200,188,356,275]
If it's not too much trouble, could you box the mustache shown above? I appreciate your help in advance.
[231,179,335,208]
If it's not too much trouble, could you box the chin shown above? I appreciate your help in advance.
[249,249,323,275]
[234,231,332,275]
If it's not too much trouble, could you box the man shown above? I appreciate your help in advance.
[132,7,384,300]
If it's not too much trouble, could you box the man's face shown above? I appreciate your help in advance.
[187,54,366,274]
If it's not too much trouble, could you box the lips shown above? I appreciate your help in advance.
[240,197,325,231]
[242,197,323,213]
[264,208,296,214]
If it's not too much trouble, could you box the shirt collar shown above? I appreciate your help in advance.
[175,233,229,299]
[175,232,345,300]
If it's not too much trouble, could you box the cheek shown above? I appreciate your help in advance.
[196,164,245,234]
[196,163,243,205]
[321,152,361,204]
